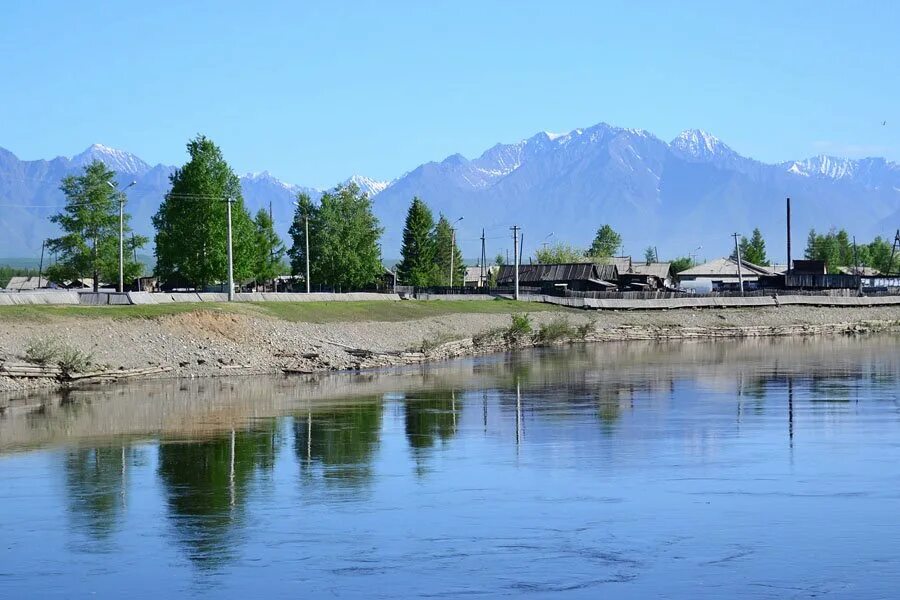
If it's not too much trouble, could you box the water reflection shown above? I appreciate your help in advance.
[293,400,382,489]
[157,422,278,567]
[64,445,132,542]
[0,335,899,595]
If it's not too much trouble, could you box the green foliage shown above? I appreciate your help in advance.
[534,242,587,264]
[670,256,695,274]
[804,228,855,272]
[153,135,255,289]
[867,236,894,273]
[643,246,657,264]
[505,313,533,342]
[25,336,61,364]
[46,161,147,291]
[25,336,92,373]
[575,320,595,340]
[731,228,769,265]
[433,214,465,286]
[397,197,438,286]
[588,224,622,259]
[287,192,317,280]
[536,316,576,343]
[303,183,384,289]
[494,252,505,267]
[57,345,94,374]
[252,208,285,283]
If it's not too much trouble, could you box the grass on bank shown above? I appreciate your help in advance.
[0,299,571,324]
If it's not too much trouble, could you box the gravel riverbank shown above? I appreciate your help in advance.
[1,303,899,395]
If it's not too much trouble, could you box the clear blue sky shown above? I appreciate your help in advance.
[2,0,897,187]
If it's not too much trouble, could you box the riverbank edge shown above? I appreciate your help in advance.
[2,306,898,400]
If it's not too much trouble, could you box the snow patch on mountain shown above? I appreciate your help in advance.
[346,175,390,196]
[72,143,151,175]
[241,170,301,192]
[670,129,735,160]
[785,155,857,180]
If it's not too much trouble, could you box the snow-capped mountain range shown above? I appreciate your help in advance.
[1,121,899,259]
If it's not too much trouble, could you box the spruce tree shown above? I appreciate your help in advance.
[252,208,285,285]
[153,136,254,289]
[397,197,437,286]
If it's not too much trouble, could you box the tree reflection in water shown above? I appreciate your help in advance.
[293,400,383,490]
[64,444,133,542]
[403,390,460,474]
[156,420,278,568]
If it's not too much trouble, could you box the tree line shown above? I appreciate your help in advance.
[40,135,900,291]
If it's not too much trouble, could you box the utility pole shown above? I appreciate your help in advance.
[226,197,234,301]
[37,240,45,289]
[732,232,744,296]
[853,236,862,295]
[511,225,520,300]
[107,180,135,293]
[449,217,464,288]
[305,215,310,293]
[786,197,792,274]
[480,229,486,288]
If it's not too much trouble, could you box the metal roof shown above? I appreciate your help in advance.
[497,262,618,284]
[630,262,672,279]
[677,258,772,277]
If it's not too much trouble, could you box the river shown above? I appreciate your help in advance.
[1,336,899,598]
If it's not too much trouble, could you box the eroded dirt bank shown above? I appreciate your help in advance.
[1,304,899,395]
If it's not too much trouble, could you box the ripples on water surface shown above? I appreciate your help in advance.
[1,336,900,598]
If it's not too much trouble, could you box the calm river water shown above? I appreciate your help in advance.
[1,336,899,598]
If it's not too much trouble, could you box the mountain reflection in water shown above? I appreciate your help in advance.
[1,336,899,598]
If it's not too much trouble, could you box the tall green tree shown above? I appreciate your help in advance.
[433,214,465,286]
[867,236,894,273]
[803,228,855,272]
[309,183,384,290]
[535,242,587,264]
[287,192,319,282]
[643,246,657,264]
[252,208,285,285]
[731,228,769,265]
[397,197,437,286]
[152,135,255,289]
[45,161,147,291]
[587,225,622,259]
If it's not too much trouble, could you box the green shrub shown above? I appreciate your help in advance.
[56,345,93,374]
[536,316,576,343]
[575,320,595,340]
[25,337,61,365]
[505,313,533,343]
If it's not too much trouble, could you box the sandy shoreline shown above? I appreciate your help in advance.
[1,303,899,396]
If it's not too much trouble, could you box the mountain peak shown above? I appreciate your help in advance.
[670,129,733,160]
[785,155,857,179]
[345,175,390,196]
[72,143,151,175]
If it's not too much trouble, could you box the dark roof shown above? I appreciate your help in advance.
[497,262,618,284]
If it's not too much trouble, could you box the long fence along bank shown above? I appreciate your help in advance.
[3,289,900,309]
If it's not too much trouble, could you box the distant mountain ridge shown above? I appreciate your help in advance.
[1,122,899,260]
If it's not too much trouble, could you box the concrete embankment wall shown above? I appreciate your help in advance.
[532,294,900,310]
[2,290,900,310]
[0,291,401,306]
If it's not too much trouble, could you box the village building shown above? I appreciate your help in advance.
[676,258,773,291]
[464,265,499,288]
[496,263,619,292]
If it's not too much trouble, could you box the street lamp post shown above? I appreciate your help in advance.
[108,180,136,293]
[449,217,463,287]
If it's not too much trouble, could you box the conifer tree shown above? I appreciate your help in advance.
[397,197,437,286]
